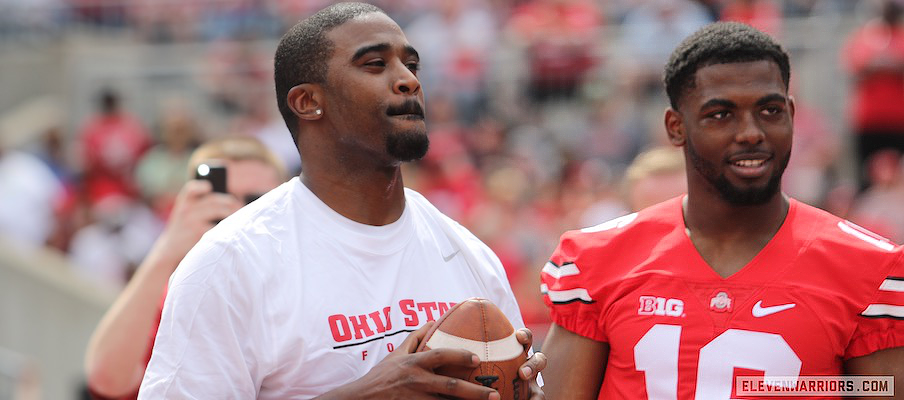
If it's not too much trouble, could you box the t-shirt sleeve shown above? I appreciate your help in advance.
[541,229,607,343]
[845,249,904,359]
[138,241,270,399]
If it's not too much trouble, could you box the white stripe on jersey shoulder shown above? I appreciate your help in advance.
[879,277,904,293]
[581,213,638,233]
[425,330,523,362]
[861,304,904,318]
[542,261,580,279]
[837,221,895,251]
[541,285,594,304]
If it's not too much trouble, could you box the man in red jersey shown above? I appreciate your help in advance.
[540,22,904,399]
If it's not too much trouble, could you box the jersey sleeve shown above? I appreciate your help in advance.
[845,248,904,359]
[541,229,608,343]
[138,240,271,399]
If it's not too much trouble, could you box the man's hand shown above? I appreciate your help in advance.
[154,180,243,267]
[515,328,547,400]
[316,322,503,400]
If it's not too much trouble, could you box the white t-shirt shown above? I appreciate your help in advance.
[0,151,63,250]
[139,178,525,399]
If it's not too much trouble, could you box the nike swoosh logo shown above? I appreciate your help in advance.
[751,300,796,317]
[443,250,460,262]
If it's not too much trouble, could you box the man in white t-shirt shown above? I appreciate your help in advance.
[139,3,546,399]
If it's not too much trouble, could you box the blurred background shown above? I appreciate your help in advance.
[2,0,904,398]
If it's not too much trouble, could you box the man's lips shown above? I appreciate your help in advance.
[728,153,771,178]
[386,101,424,119]
[390,113,425,120]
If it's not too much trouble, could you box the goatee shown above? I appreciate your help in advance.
[686,139,789,206]
[387,130,429,162]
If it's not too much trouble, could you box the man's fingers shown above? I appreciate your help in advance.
[516,328,533,346]
[396,321,435,354]
[181,179,213,201]
[414,348,480,370]
[415,373,500,400]
[194,193,242,217]
[519,352,547,380]
[528,380,546,400]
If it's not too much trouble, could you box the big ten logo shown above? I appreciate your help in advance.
[637,296,685,317]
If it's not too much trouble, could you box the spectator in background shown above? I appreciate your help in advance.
[0,132,65,251]
[842,0,904,190]
[84,136,286,400]
[36,125,85,253]
[67,194,162,289]
[783,96,840,207]
[580,97,646,169]
[134,104,201,218]
[404,0,498,123]
[128,0,203,42]
[622,146,687,212]
[849,149,904,243]
[505,0,603,101]
[198,0,278,40]
[619,0,712,96]
[720,0,782,37]
[79,89,151,205]
[200,40,271,116]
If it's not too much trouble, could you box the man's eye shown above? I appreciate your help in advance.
[709,111,729,120]
[762,106,782,116]
[364,60,386,67]
[406,62,420,72]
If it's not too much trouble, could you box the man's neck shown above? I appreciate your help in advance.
[682,188,790,278]
[301,165,407,226]
[683,190,789,238]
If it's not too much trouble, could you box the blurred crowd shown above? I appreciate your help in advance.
[2,0,904,329]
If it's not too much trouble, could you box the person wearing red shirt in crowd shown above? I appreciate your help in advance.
[842,0,904,190]
[505,0,602,100]
[540,22,904,399]
[79,89,152,204]
[719,0,782,37]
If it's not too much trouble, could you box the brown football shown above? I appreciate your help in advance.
[416,297,529,399]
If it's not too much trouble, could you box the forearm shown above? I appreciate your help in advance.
[844,347,904,399]
[84,242,181,395]
[313,383,367,400]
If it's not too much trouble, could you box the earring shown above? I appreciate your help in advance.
[314,109,322,115]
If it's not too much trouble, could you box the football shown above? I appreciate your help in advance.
[416,297,529,399]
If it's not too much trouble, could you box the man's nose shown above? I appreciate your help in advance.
[735,115,765,144]
[393,64,420,95]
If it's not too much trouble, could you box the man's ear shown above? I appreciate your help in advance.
[788,95,796,120]
[665,108,686,147]
[287,84,323,121]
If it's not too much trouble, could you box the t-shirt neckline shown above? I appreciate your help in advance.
[293,177,414,255]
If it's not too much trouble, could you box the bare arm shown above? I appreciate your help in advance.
[84,180,241,397]
[844,346,904,400]
[540,323,609,400]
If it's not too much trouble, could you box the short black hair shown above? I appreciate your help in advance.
[98,88,119,114]
[663,22,790,110]
[274,2,386,145]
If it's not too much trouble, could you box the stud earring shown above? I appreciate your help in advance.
[314,109,322,115]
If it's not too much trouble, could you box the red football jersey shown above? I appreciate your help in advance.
[542,197,904,399]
